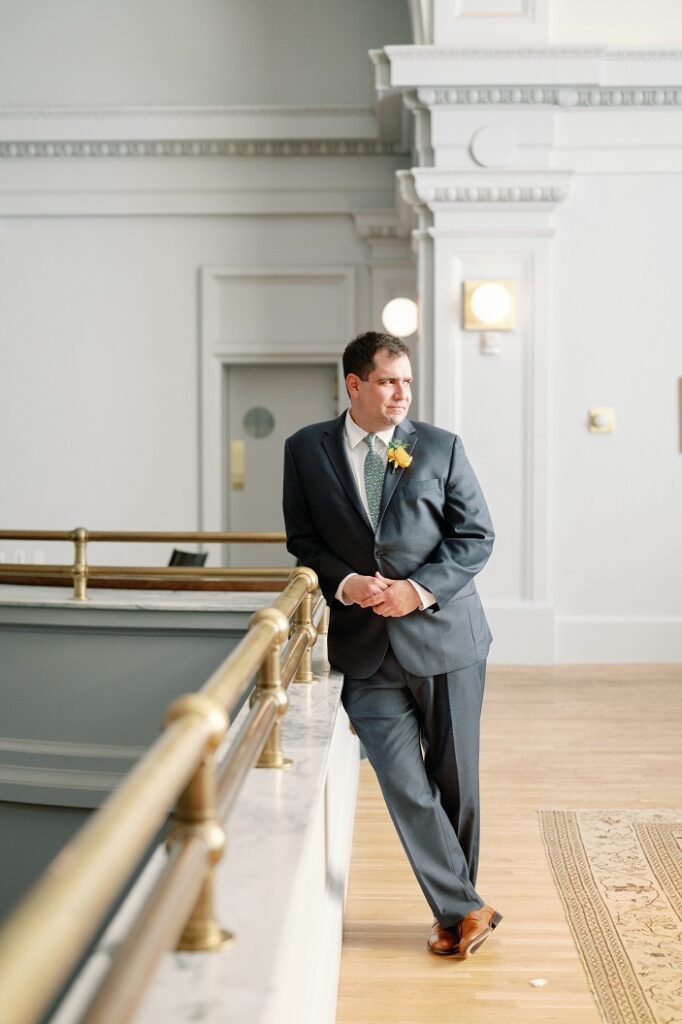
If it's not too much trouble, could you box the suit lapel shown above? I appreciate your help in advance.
[321,414,374,532]
[378,419,419,528]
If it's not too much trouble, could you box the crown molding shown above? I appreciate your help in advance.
[373,45,682,91]
[398,168,573,210]
[0,104,375,119]
[0,104,407,158]
[352,210,413,259]
[0,138,406,160]
[416,85,682,108]
[353,210,406,241]
[381,46,682,62]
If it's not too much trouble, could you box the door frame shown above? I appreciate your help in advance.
[199,264,355,546]
[220,360,342,566]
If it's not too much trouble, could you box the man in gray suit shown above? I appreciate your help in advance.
[282,331,502,957]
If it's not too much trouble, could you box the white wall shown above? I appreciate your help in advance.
[0,210,397,567]
[417,0,682,48]
[0,0,411,108]
[1,1,681,661]
[551,174,682,650]
[380,26,682,661]
[0,0,412,567]
[551,1,682,47]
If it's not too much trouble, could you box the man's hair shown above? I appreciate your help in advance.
[342,331,410,381]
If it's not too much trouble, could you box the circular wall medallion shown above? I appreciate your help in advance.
[469,125,518,168]
[243,407,275,439]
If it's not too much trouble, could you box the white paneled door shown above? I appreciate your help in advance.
[223,363,339,567]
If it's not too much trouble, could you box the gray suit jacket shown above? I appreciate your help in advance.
[282,413,494,678]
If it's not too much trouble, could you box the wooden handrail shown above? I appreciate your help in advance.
[0,564,291,577]
[0,528,289,599]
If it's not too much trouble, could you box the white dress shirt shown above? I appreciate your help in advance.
[334,410,436,610]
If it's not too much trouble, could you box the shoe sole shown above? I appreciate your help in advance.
[427,911,504,959]
[458,911,503,959]
[427,942,461,957]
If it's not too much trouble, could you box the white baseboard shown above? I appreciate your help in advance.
[483,603,682,664]
[556,616,682,663]
[484,602,556,664]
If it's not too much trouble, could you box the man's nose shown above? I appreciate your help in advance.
[393,382,409,400]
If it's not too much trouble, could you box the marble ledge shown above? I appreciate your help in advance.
[0,584,276,613]
[51,645,357,1024]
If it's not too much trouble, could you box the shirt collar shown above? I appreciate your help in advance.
[344,410,395,450]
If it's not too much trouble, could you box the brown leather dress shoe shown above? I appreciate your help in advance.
[457,904,503,958]
[427,919,460,956]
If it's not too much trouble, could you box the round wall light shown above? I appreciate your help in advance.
[381,297,418,338]
[463,280,516,330]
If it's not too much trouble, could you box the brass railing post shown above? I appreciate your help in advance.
[290,567,320,684]
[71,526,88,601]
[164,694,233,951]
[317,604,331,674]
[251,607,292,768]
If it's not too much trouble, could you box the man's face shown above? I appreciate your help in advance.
[346,349,413,433]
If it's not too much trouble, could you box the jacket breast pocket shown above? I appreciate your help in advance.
[400,477,441,495]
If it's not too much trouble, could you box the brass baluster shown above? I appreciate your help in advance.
[164,694,234,951]
[290,567,320,684]
[317,603,331,675]
[252,607,292,768]
[71,526,88,601]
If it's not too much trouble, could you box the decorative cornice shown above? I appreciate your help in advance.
[0,138,406,160]
[359,225,404,240]
[384,46,682,61]
[422,184,568,203]
[353,211,406,241]
[0,104,375,119]
[417,85,682,108]
[398,169,573,210]
[352,210,413,258]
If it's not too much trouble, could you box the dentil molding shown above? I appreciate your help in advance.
[0,138,405,160]
[353,210,407,241]
[398,169,573,209]
[380,46,682,61]
[0,104,375,119]
[0,104,408,160]
[415,85,682,108]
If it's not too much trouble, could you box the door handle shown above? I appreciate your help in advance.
[231,440,245,491]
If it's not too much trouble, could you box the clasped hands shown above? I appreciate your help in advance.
[342,572,421,617]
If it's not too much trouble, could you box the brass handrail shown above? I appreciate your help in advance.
[0,528,289,599]
[0,565,291,578]
[0,531,286,542]
[0,566,326,1024]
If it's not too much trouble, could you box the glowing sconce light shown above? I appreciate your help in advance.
[381,297,418,339]
[463,280,516,355]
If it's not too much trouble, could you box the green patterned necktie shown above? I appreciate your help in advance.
[363,433,385,530]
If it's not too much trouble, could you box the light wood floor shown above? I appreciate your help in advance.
[336,664,682,1024]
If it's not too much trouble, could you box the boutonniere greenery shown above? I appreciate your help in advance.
[387,439,413,473]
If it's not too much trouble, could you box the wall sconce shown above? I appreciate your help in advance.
[381,297,418,339]
[463,280,516,355]
[589,408,615,433]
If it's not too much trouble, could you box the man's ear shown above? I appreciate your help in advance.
[346,373,361,398]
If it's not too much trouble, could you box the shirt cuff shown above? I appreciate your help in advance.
[335,573,357,605]
[407,578,437,611]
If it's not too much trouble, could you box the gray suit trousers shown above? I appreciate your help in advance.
[341,646,486,927]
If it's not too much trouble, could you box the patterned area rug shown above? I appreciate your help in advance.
[538,809,682,1024]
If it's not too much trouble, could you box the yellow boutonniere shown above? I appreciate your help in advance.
[387,440,413,473]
